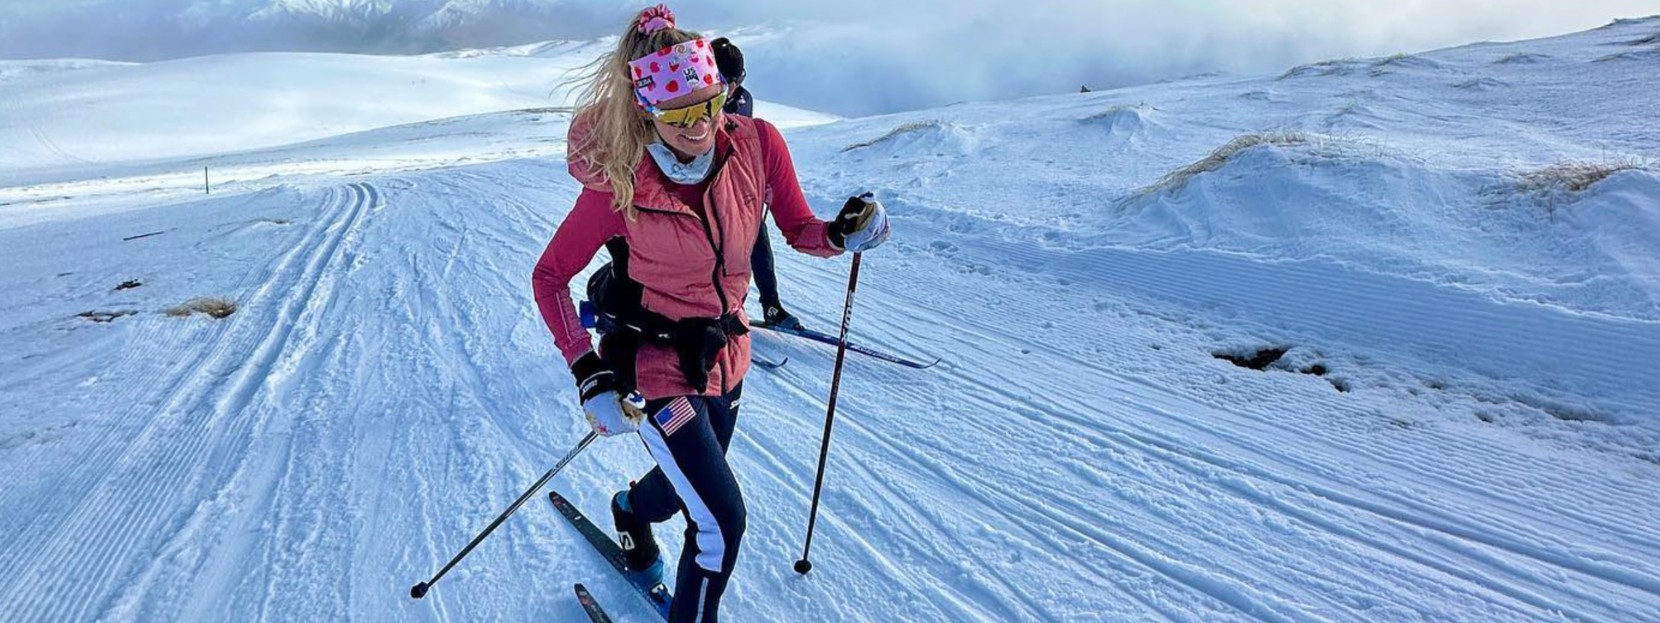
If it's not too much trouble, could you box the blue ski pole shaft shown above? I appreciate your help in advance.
[412,431,599,598]
[796,252,863,575]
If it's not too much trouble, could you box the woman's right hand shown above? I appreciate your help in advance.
[572,352,646,436]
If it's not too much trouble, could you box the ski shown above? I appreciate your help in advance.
[752,323,940,369]
[574,583,614,623]
[753,354,788,370]
[550,491,673,620]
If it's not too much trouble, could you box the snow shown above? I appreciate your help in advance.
[2,15,1659,623]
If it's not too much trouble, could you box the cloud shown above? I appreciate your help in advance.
[3,0,1657,116]
[701,0,1660,116]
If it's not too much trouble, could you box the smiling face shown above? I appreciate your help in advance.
[650,83,725,161]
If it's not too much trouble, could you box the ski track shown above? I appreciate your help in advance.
[0,183,373,621]
[726,196,1659,622]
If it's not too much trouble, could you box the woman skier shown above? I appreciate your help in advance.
[530,5,890,622]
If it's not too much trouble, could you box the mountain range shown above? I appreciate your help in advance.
[0,0,631,60]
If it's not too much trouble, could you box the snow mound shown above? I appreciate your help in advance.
[1077,104,1167,147]
[838,120,978,158]
[1111,137,1660,320]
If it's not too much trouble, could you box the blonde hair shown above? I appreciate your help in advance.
[565,9,702,217]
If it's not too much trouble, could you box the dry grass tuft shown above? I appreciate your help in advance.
[1516,160,1647,194]
[1492,53,1551,65]
[1278,60,1358,80]
[166,297,238,319]
[1135,131,1309,196]
[1371,53,1411,68]
[841,121,944,153]
[1453,77,1507,90]
[1500,158,1653,219]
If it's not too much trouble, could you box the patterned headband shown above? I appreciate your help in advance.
[628,38,723,110]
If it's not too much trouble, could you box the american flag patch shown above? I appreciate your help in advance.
[654,397,698,437]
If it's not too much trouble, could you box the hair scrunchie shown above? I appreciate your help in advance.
[637,4,675,34]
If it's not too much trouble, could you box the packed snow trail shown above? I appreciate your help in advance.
[3,158,1654,622]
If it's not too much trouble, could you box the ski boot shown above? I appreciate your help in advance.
[612,490,665,585]
[762,304,806,332]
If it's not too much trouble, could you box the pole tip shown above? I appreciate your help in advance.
[793,559,812,575]
[410,582,430,599]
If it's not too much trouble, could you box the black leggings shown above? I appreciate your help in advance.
[630,384,745,623]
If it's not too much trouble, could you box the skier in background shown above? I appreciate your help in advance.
[712,37,753,117]
[531,5,890,622]
[711,36,805,331]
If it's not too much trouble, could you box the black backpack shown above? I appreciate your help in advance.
[586,238,646,391]
[587,238,645,337]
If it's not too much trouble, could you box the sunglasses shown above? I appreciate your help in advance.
[652,91,727,128]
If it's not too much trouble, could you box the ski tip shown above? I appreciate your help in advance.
[574,583,614,623]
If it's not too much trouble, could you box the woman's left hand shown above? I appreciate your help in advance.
[830,193,891,253]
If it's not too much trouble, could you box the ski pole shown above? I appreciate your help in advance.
[411,431,598,599]
[795,252,863,575]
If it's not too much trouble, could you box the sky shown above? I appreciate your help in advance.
[2,0,1658,115]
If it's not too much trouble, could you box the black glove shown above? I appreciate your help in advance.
[570,352,617,402]
[570,352,643,436]
[670,318,729,392]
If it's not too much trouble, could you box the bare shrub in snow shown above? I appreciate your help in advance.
[166,297,238,319]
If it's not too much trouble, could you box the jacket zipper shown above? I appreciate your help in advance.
[637,151,736,393]
[700,154,733,394]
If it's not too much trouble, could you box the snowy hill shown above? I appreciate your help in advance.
[1,16,1658,623]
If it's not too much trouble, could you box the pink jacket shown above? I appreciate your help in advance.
[533,113,841,399]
